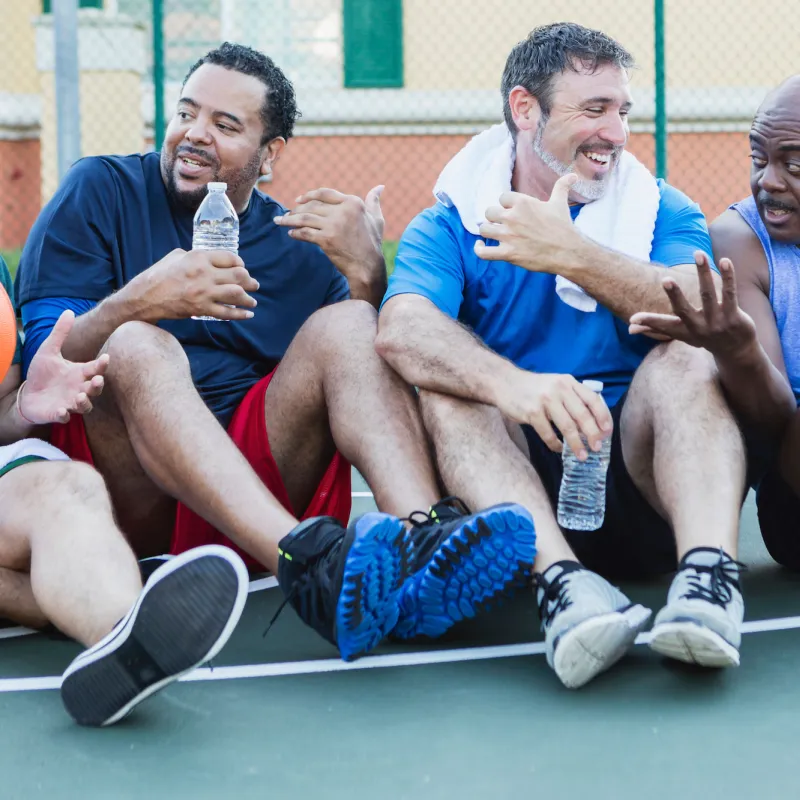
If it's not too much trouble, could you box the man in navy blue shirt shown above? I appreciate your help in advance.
[0,259,249,727]
[16,43,536,664]
[377,24,749,687]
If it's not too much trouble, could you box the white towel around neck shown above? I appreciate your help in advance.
[433,123,661,312]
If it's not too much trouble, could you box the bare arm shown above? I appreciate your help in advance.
[377,293,612,458]
[0,365,33,443]
[475,174,715,323]
[630,211,796,440]
[51,249,259,364]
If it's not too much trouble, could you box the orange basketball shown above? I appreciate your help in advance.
[0,283,17,383]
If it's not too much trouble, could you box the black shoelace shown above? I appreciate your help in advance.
[682,552,747,608]
[261,579,303,640]
[400,496,470,528]
[534,571,573,629]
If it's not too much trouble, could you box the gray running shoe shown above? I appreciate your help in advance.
[536,561,652,689]
[649,547,745,668]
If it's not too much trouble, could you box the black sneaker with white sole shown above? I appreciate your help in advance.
[60,545,248,727]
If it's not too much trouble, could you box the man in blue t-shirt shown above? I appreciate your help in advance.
[631,77,800,572]
[16,43,536,665]
[377,23,749,688]
[0,257,249,727]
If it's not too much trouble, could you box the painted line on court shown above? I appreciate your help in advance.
[2,613,800,695]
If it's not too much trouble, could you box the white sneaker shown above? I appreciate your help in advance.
[61,545,248,727]
[649,548,744,668]
[536,561,651,689]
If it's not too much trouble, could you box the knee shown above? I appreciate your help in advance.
[302,300,378,352]
[640,340,717,388]
[418,389,487,438]
[103,321,185,373]
[45,461,109,508]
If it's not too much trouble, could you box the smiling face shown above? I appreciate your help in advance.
[160,63,283,213]
[512,62,632,202]
[749,78,800,244]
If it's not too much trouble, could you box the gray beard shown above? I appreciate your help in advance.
[531,118,615,201]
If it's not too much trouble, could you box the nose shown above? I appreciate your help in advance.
[758,161,787,194]
[184,117,213,146]
[600,113,628,147]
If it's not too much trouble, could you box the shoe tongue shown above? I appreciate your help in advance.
[541,560,583,584]
[681,548,732,570]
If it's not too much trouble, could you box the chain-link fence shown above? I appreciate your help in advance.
[0,0,796,273]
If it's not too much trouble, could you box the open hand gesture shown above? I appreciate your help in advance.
[20,310,109,424]
[628,251,757,358]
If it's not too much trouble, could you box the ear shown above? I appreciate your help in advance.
[260,137,286,179]
[508,86,542,134]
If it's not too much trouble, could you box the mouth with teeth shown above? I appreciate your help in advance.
[175,150,216,180]
[578,149,616,172]
[759,197,797,227]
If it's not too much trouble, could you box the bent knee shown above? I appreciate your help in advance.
[301,299,378,350]
[641,340,717,384]
[103,320,183,366]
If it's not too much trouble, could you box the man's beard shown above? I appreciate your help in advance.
[531,116,620,201]
[160,147,263,212]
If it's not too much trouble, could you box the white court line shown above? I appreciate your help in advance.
[351,492,374,498]
[1,614,800,695]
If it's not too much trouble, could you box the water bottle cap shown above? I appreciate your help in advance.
[581,379,604,393]
[207,182,227,192]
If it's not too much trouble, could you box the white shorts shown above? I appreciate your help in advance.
[0,438,70,479]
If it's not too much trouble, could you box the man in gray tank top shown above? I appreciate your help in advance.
[630,75,800,569]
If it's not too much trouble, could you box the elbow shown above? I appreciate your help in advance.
[375,295,415,366]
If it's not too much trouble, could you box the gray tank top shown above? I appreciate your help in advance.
[732,195,800,402]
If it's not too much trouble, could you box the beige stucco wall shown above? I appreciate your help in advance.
[0,0,41,94]
[404,0,795,92]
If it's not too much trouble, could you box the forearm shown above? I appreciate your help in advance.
[347,264,388,311]
[716,341,797,440]
[559,237,706,320]
[59,287,150,363]
[376,296,519,404]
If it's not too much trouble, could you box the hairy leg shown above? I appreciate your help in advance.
[417,389,576,572]
[0,461,141,645]
[620,342,746,558]
[90,322,299,573]
[265,300,440,517]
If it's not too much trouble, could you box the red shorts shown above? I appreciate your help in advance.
[49,369,352,571]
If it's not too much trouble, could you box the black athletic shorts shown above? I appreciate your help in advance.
[756,468,800,570]
[521,392,777,581]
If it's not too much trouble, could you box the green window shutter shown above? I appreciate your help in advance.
[43,0,103,13]
[343,0,403,88]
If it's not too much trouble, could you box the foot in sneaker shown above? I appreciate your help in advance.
[61,545,248,727]
[276,512,412,662]
[648,547,745,668]
[392,498,537,640]
[536,561,652,689]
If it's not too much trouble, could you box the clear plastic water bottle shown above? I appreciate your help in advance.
[557,380,611,531]
[191,182,239,322]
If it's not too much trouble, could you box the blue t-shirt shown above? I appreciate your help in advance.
[16,152,349,426]
[384,180,713,408]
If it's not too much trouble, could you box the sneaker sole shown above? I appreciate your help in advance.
[553,604,651,689]
[648,620,740,668]
[393,503,536,640]
[61,545,249,727]
[335,513,412,662]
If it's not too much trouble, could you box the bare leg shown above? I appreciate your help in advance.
[417,390,575,572]
[265,300,440,517]
[0,461,142,646]
[620,342,746,559]
[90,322,300,573]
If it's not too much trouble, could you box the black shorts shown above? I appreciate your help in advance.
[756,469,800,570]
[522,392,677,581]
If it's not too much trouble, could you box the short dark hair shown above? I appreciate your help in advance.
[501,23,634,135]
[184,42,300,144]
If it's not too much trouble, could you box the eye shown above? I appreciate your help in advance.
[787,162,800,175]
[750,154,767,168]
[177,111,191,121]
[217,123,233,133]
[586,108,603,115]
[619,109,630,118]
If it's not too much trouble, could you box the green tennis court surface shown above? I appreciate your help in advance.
[1,473,798,799]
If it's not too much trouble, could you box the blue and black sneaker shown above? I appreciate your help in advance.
[276,512,412,662]
[392,498,537,640]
